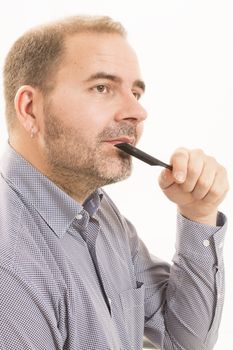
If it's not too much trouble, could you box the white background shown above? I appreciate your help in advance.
[0,1,232,348]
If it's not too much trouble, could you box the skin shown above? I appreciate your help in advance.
[11,32,229,226]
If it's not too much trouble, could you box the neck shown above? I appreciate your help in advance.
[45,166,100,204]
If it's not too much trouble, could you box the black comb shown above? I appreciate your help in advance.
[115,143,172,170]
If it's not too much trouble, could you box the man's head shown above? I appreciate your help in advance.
[3,16,147,200]
[4,16,127,131]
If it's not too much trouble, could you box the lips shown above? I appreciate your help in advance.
[104,136,135,146]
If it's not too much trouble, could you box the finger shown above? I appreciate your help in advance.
[203,165,229,205]
[191,156,217,200]
[158,168,174,190]
[171,148,189,184]
[180,149,205,193]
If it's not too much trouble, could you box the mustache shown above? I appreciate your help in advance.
[98,122,137,141]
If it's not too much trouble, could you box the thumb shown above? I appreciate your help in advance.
[158,169,175,190]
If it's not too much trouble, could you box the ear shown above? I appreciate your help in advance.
[14,85,39,136]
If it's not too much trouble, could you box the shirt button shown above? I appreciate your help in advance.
[76,213,83,220]
[203,239,210,247]
[219,242,224,249]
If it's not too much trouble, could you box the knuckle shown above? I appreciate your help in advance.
[172,147,189,160]
[212,188,222,198]
[211,187,221,198]
[207,155,217,166]
[189,149,205,163]
[197,177,210,190]
[218,166,230,191]
[193,148,204,157]
[175,147,189,153]
[219,164,227,175]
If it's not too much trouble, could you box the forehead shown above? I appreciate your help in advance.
[60,33,142,80]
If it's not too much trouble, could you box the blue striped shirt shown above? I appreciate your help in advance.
[0,144,226,349]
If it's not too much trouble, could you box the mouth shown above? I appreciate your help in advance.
[103,136,135,146]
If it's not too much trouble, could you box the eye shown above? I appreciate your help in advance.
[133,91,141,100]
[95,84,109,93]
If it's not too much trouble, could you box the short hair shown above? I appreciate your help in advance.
[3,15,127,131]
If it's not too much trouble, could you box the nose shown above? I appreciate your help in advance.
[114,93,147,123]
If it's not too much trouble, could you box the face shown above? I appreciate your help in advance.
[40,33,147,187]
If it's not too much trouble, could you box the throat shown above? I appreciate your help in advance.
[45,167,103,204]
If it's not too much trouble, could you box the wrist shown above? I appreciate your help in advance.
[178,209,218,226]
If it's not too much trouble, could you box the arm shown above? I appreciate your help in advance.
[128,212,226,350]
[164,212,226,350]
[132,148,228,349]
[157,148,228,349]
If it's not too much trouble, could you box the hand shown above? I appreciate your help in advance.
[158,148,229,225]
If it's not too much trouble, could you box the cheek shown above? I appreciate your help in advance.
[49,88,116,138]
[55,90,97,121]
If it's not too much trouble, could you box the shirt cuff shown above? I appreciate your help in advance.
[175,212,227,264]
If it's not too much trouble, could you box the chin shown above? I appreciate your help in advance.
[99,165,132,186]
[93,150,132,186]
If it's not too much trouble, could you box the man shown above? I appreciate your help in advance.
[0,16,228,350]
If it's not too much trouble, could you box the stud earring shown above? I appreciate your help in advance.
[30,127,36,138]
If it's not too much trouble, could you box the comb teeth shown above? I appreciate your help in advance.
[115,143,172,170]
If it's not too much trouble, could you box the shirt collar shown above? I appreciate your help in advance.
[0,144,103,238]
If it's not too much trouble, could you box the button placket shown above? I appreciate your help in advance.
[87,218,112,315]
[74,210,89,228]
[76,213,83,220]
[203,239,210,247]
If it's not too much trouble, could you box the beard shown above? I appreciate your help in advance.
[42,107,137,190]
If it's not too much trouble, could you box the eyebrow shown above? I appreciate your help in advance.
[84,72,146,93]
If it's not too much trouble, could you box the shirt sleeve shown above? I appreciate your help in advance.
[129,211,227,350]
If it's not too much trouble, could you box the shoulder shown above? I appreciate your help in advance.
[0,175,25,265]
[0,175,53,270]
[0,177,66,303]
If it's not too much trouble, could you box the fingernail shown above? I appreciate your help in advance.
[174,171,185,182]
